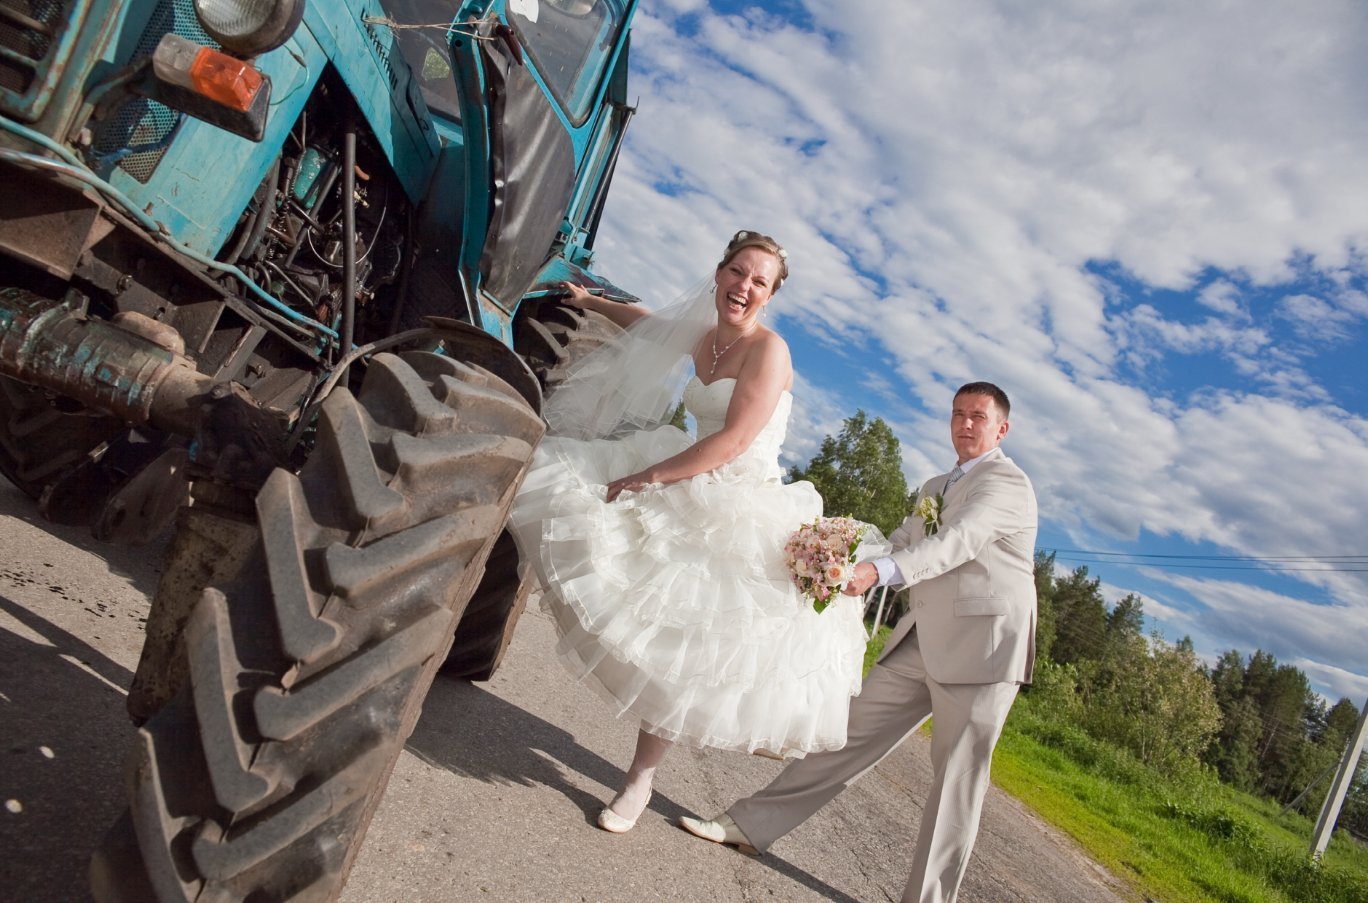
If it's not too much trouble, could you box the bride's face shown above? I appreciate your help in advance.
[715,248,781,330]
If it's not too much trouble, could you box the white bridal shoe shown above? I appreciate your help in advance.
[596,807,639,833]
[596,809,637,837]
[596,790,651,833]
[677,813,759,855]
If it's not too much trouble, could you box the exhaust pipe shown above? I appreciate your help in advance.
[0,287,215,437]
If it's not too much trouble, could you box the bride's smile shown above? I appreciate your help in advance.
[714,246,780,329]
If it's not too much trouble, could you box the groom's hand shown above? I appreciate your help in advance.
[843,561,878,596]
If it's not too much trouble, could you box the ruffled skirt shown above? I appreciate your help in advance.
[507,425,867,755]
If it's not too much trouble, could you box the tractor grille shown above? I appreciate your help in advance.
[89,0,218,183]
[0,0,72,118]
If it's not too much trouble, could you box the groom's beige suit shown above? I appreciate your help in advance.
[729,445,1038,903]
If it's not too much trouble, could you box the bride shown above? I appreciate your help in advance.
[506,230,870,834]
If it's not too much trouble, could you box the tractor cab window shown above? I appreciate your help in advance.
[381,0,465,122]
[509,0,627,124]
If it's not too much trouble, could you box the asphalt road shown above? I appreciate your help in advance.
[1,479,1134,902]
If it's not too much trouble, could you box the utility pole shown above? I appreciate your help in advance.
[869,585,890,632]
[1310,697,1368,860]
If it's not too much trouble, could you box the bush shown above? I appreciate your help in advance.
[1020,660,1083,722]
[1009,698,1156,789]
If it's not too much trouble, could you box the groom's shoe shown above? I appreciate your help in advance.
[677,813,759,855]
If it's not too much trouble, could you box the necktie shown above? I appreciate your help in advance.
[944,466,964,495]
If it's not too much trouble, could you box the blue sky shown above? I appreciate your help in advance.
[583,0,1368,705]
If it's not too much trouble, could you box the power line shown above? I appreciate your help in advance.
[1040,548,1368,573]
[1053,560,1368,573]
[1047,549,1368,562]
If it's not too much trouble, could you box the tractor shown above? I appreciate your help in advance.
[0,0,633,898]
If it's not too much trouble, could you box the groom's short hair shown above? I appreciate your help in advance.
[955,382,1010,419]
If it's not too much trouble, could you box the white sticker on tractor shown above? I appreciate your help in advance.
[510,0,539,24]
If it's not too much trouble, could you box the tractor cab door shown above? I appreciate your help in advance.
[446,0,637,339]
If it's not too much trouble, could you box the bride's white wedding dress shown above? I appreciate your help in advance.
[508,375,867,755]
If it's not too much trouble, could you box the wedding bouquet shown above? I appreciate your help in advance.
[783,516,890,612]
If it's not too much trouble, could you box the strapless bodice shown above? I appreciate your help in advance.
[682,376,791,481]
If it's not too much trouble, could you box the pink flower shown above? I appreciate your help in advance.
[784,516,875,611]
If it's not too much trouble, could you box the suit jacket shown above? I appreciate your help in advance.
[879,447,1038,685]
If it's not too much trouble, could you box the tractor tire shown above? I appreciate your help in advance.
[513,298,623,391]
[439,528,530,681]
[89,351,543,902]
[433,298,626,681]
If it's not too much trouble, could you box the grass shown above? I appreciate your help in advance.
[857,630,1368,901]
[863,623,892,675]
[991,700,1368,903]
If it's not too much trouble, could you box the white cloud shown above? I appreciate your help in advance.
[1197,281,1244,316]
[1277,293,1360,343]
[589,1,1368,692]
[1152,571,1368,703]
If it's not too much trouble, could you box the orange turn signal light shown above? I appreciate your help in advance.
[152,32,265,113]
[188,47,264,112]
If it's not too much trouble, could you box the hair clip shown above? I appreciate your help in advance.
[734,230,751,241]
[776,247,788,260]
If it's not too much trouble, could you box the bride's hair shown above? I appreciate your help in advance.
[719,230,789,292]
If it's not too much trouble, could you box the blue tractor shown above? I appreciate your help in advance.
[0,1,637,898]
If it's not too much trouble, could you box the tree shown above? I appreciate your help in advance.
[1204,649,1262,790]
[668,399,687,431]
[788,410,909,535]
[1239,650,1328,804]
[1047,566,1107,666]
[1342,757,1368,841]
[1033,550,1058,664]
[1321,697,1360,745]
[1106,593,1145,642]
[1079,632,1221,774]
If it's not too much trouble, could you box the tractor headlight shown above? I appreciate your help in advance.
[193,0,304,57]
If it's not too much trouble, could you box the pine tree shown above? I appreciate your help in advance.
[788,410,909,535]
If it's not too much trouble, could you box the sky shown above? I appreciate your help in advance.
[581,0,1368,706]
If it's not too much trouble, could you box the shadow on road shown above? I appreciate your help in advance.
[0,594,137,903]
[407,674,863,903]
[0,484,170,600]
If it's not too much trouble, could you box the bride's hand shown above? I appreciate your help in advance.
[558,281,595,308]
[606,471,652,502]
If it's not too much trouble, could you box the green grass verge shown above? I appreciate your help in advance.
[863,623,892,675]
[860,627,1366,902]
[992,700,1368,903]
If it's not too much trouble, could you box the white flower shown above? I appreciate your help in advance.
[915,493,943,536]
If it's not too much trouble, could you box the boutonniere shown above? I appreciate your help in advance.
[914,493,943,536]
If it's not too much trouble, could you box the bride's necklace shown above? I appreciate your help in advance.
[710,328,752,376]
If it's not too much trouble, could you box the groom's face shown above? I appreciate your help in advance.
[950,393,1009,463]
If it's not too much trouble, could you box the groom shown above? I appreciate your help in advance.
[681,381,1038,903]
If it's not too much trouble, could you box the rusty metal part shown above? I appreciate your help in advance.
[110,310,186,356]
[126,499,258,725]
[423,315,542,412]
[0,288,214,436]
[0,159,113,279]
[91,446,190,545]
[194,381,290,488]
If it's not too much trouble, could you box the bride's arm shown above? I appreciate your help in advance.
[559,281,648,329]
[606,334,792,501]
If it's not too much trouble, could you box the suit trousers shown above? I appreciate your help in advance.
[727,633,1020,903]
